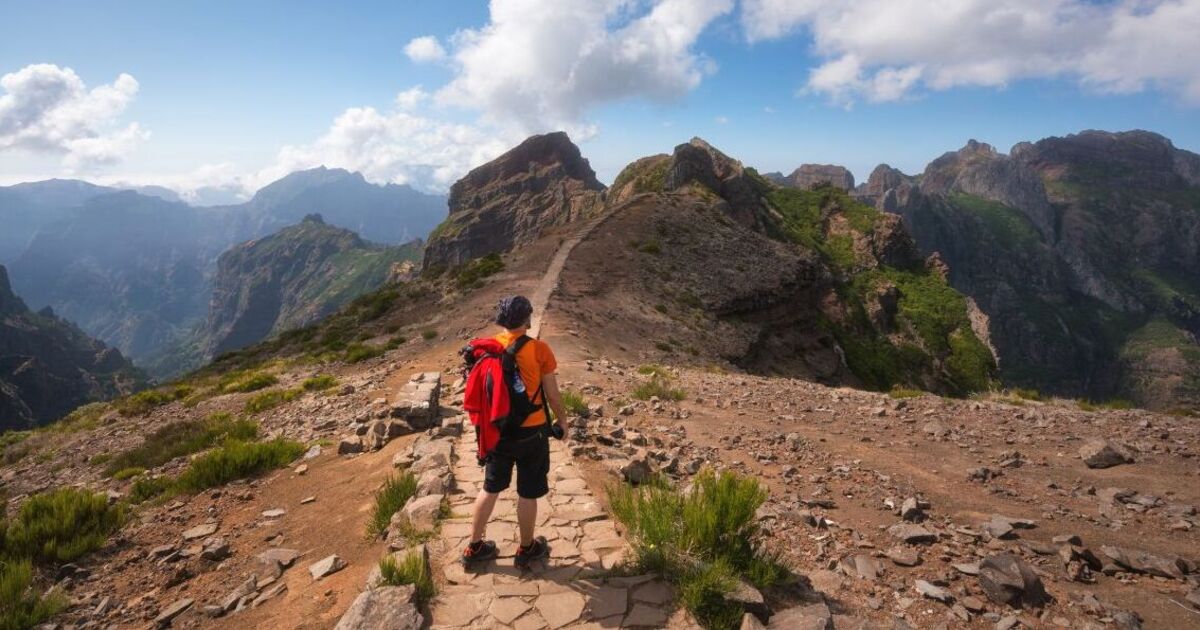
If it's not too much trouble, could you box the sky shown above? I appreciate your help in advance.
[2,0,1198,202]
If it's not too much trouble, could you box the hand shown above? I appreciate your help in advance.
[552,420,567,441]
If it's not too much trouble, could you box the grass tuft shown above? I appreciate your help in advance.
[0,559,66,630]
[245,388,303,414]
[302,374,338,391]
[561,390,588,416]
[609,470,784,629]
[378,551,435,605]
[632,377,686,402]
[344,343,385,364]
[367,473,418,540]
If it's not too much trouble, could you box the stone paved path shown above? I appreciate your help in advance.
[426,429,679,629]
[528,210,613,339]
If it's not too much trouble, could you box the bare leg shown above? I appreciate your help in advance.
[517,497,537,547]
[470,491,499,542]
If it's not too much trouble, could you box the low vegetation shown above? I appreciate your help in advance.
[0,559,65,630]
[113,385,193,416]
[1,488,127,564]
[244,388,303,414]
[421,330,439,341]
[367,473,418,540]
[561,390,588,416]
[128,439,305,504]
[455,253,505,290]
[344,342,385,364]
[632,376,686,402]
[378,551,436,605]
[103,413,257,476]
[302,374,338,391]
[219,371,278,393]
[610,470,787,629]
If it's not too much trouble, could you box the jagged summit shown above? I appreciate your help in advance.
[422,131,605,271]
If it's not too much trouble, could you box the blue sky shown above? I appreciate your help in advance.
[2,0,1198,199]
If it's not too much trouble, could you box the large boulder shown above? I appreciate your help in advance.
[334,585,423,630]
[977,553,1048,608]
[1079,439,1134,469]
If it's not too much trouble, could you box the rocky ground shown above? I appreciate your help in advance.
[4,212,1200,629]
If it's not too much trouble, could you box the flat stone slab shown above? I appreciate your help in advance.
[309,554,347,580]
[535,590,586,629]
[181,523,218,540]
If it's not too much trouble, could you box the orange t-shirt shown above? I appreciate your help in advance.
[493,331,557,427]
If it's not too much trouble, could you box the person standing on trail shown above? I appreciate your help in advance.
[461,295,570,569]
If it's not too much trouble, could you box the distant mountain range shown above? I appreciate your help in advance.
[774,130,1200,411]
[0,168,446,376]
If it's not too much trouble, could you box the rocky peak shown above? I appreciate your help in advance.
[865,164,911,198]
[302,213,326,225]
[658,137,774,231]
[422,132,605,270]
[782,164,856,191]
[0,265,26,315]
[1018,129,1200,189]
[918,140,1055,238]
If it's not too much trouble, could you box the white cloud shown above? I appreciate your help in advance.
[404,36,446,62]
[250,102,518,194]
[0,63,148,170]
[714,115,728,124]
[741,0,1200,105]
[434,0,733,132]
[394,86,429,110]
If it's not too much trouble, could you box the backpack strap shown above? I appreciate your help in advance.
[503,335,547,411]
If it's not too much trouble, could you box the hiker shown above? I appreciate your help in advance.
[461,295,569,568]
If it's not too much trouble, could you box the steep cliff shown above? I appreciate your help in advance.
[870,130,1200,410]
[1,265,142,430]
[422,132,605,271]
[201,216,421,359]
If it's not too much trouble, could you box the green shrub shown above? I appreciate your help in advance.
[302,374,338,391]
[0,559,65,630]
[221,371,278,393]
[609,470,782,629]
[111,467,145,481]
[888,387,924,399]
[378,551,435,605]
[174,439,305,493]
[637,364,670,378]
[421,330,439,341]
[561,390,588,416]
[105,414,258,475]
[344,343,385,364]
[386,335,408,350]
[114,385,192,416]
[367,473,418,540]
[244,388,302,414]
[455,254,505,289]
[128,476,175,504]
[632,377,686,402]
[2,488,127,563]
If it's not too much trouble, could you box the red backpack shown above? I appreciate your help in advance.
[461,335,543,462]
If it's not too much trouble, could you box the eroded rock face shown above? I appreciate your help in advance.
[202,215,420,358]
[779,164,856,192]
[422,131,605,270]
[0,265,142,430]
[872,130,1200,411]
[662,138,777,232]
[335,585,422,630]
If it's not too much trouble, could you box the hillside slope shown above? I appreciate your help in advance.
[0,265,142,430]
[564,138,995,395]
[202,215,422,358]
[866,131,1200,410]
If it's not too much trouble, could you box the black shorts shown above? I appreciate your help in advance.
[483,425,550,499]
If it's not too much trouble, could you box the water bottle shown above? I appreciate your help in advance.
[512,371,526,394]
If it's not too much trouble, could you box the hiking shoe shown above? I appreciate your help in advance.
[461,540,498,566]
[515,536,550,569]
